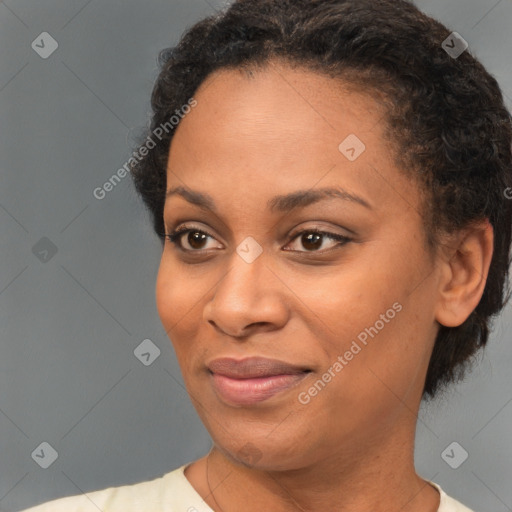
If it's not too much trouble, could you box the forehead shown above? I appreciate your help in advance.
[165,62,420,220]
[185,62,386,144]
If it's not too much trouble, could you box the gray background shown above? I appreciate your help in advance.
[0,1,510,511]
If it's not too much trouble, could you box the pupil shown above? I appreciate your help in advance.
[303,233,322,251]
[188,231,207,249]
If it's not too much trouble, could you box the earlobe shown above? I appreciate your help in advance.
[434,220,494,328]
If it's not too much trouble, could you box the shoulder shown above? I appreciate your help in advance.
[19,465,193,512]
[430,481,476,512]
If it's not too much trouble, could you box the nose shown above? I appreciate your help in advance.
[203,247,290,338]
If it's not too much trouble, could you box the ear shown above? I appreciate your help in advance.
[434,220,494,328]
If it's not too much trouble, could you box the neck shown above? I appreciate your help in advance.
[198,420,439,512]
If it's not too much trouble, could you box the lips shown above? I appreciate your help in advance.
[207,357,311,406]
[207,357,310,379]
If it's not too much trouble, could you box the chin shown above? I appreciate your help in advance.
[209,427,315,472]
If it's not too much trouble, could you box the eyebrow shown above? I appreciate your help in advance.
[165,185,372,213]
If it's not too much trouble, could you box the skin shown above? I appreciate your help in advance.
[155,61,494,512]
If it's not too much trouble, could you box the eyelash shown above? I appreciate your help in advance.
[163,225,351,254]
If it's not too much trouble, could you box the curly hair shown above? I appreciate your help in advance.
[130,0,512,398]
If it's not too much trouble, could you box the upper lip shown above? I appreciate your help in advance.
[207,357,310,379]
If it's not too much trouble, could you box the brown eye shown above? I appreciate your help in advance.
[301,232,323,251]
[185,231,209,250]
[165,227,222,251]
[286,230,351,253]
[165,226,350,254]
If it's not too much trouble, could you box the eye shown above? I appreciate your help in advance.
[164,225,222,252]
[164,225,351,254]
[284,229,351,253]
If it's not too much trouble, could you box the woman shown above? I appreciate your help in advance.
[23,0,512,510]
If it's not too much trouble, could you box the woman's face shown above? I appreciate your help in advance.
[156,62,442,470]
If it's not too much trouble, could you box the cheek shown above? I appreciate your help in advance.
[292,257,401,349]
[155,257,199,337]
[299,248,431,396]
[155,263,198,377]
[155,262,177,327]
[155,256,221,372]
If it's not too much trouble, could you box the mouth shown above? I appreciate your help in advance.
[207,357,312,406]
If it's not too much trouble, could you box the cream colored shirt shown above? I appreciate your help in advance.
[21,464,475,512]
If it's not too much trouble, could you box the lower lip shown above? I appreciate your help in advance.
[210,372,309,406]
